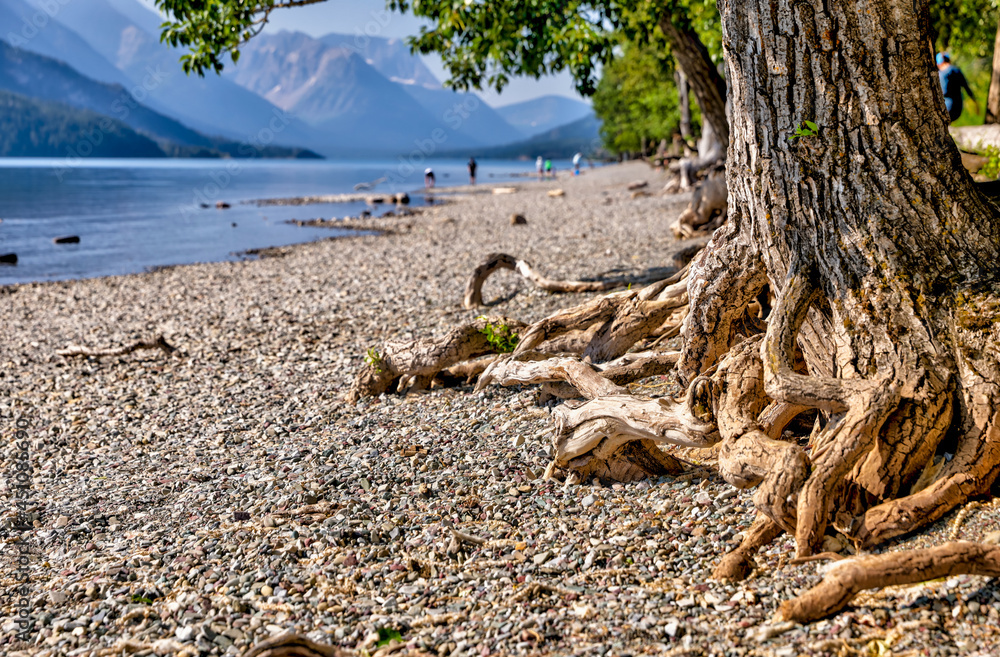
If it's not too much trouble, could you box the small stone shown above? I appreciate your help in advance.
[510,213,527,225]
[533,550,551,565]
[665,619,680,637]
[54,516,70,528]
[822,534,847,553]
[175,626,195,642]
[260,585,273,597]
[983,530,1000,545]
[582,494,596,508]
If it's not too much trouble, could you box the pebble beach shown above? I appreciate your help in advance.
[2,161,999,657]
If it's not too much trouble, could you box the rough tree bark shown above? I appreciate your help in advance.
[697,0,1000,560]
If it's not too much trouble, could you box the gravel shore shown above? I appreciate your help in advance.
[2,161,998,657]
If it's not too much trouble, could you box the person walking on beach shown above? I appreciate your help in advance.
[536,156,544,181]
[424,167,436,188]
[937,52,978,123]
[544,159,553,179]
[468,157,477,185]
[572,152,582,176]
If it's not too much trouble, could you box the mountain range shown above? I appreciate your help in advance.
[0,0,599,158]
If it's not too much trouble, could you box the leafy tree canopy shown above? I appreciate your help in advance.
[930,0,999,60]
[154,0,721,94]
[592,41,690,154]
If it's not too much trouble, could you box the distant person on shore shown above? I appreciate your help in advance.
[468,157,477,185]
[572,152,582,176]
[424,167,436,188]
[536,156,544,180]
[937,52,978,123]
[544,159,553,179]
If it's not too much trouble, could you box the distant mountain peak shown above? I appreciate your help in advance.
[496,95,595,137]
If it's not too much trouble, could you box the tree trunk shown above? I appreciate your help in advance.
[986,13,1000,124]
[658,17,729,148]
[680,0,1000,558]
[675,69,692,141]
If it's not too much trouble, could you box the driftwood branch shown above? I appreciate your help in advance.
[56,335,176,358]
[462,253,672,309]
[779,542,1000,623]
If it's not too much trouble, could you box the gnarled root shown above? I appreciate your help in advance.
[547,438,687,483]
[346,316,525,402]
[462,252,673,309]
[477,355,627,398]
[477,350,679,399]
[513,275,689,362]
[713,514,783,581]
[549,393,719,476]
[778,542,1000,623]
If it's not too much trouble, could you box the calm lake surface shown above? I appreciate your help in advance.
[0,158,544,285]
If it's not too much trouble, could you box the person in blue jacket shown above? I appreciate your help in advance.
[937,52,978,123]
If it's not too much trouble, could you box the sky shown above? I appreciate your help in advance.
[137,0,587,108]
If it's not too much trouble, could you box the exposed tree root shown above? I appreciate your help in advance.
[713,514,784,581]
[670,167,728,239]
[778,542,1000,623]
[435,356,498,387]
[477,350,680,399]
[477,356,628,398]
[56,335,176,358]
[512,276,689,363]
[462,252,673,309]
[346,317,525,403]
[243,632,347,657]
[550,393,719,476]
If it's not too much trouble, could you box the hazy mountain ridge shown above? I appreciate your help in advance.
[497,95,595,137]
[36,0,319,147]
[226,30,526,153]
[0,88,166,157]
[0,0,133,86]
[446,115,603,160]
[0,40,320,159]
[3,0,595,159]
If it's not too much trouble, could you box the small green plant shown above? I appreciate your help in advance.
[979,145,1000,180]
[364,347,384,373]
[477,317,520,353]
[375,627,403,648]
[131,594,154,604]
[788,120,819,141]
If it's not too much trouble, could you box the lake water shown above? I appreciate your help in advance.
[0,157,547,285]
